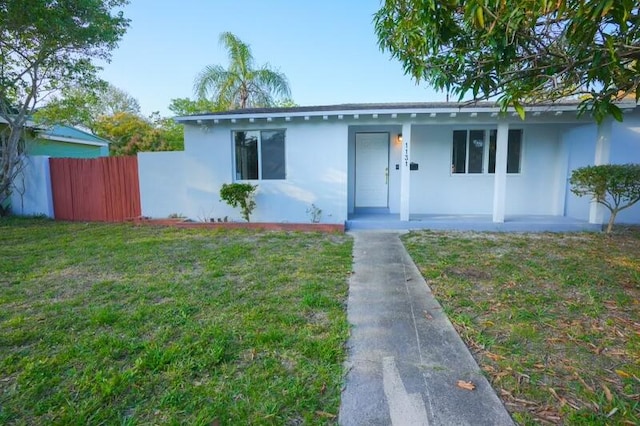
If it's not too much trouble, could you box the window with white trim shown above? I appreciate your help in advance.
[234,130,286,180]
[451,129,522,174]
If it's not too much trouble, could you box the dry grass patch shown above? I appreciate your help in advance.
[403,228,640,425]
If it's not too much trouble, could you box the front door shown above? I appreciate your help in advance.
[355,132,389,208]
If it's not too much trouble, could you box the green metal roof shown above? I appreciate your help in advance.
[39,124,110,145]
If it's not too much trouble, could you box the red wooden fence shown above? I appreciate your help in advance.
[49,156,141,222]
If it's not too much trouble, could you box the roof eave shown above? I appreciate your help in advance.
[37,133,110,147]
[175,101,638,123]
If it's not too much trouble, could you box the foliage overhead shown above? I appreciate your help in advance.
[570,163,640,233]
[374,0,640,122]
[0,0,129,214]
[220,183,257,222]
[194,32,291,109]
[35,83,141,132]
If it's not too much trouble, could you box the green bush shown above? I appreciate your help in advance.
[570,163,640,233]
[220,183,257,222]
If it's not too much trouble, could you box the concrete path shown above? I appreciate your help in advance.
[338,231,514,426]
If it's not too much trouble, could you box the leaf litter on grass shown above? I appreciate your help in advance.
[403,228,640,425]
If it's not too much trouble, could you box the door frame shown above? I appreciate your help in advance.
[354,132,390,209]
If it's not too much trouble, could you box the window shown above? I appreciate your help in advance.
[488,129,522,174]
[452,129,522,174]
[451,130,485,174]
[234,130,286,180]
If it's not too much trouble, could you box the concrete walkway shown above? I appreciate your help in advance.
[338,231,514,426]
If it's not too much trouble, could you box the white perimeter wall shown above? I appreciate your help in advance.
[564,113,640,224]
[10,155,54,217]
[408,124,564,215]
[139,121,348,223]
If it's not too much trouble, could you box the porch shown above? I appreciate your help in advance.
[346,213,601,232]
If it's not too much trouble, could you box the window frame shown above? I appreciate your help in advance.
[451,128,523,175]
[232,128,287,181]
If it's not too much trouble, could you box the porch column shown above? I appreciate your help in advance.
[492,121,509,222]
[400,123,412,221]
[588,119,612,224]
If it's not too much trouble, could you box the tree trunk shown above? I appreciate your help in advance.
[606,209,618,234]
[0,121,26,215]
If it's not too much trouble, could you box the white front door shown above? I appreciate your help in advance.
[355,132,389,208]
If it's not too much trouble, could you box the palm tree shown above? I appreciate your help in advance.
[194,32,291,110]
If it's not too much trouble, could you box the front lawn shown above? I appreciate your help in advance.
[0,219,352,425]
[403,229,640,425]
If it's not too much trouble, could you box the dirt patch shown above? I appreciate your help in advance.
[445,267,492,281]
[134,218,345,233]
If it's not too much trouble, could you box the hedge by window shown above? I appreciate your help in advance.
[452,129,522,174]
[234,130,286,180]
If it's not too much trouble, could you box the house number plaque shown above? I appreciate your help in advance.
[404,142,409,166]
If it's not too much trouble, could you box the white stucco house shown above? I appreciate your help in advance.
[137,101,640,230]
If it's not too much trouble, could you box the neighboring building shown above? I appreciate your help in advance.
[137,101,640,229]
[26,124,110,158]
[6,121,110,217]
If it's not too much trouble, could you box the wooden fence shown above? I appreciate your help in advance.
[49,156,141,222]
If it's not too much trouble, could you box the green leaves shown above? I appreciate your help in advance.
[193,32,291,110]
[220,183,258,222]
[0,0,130,213]
[93,111,183,156]
[513,101,525,121]
[570,163,640,233]
[35,83,140,132]
[168,98,220,116]
[374,0,640,122]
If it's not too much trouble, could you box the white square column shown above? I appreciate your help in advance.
[400,123,412,221]
[588,119,612,224]
[492,122,509,223]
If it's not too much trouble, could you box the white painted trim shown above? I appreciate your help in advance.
[37,134,109,147]
[492,122,509,222]
[175,102,638,126]
[589,120,612,224]
[400,123,412,221]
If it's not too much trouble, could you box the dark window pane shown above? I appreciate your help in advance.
[468,130,484,173]
[235,131,258,180]
[452,130,467,173]
[261,130,285,179]
[507,129,522,173]
[488,130,497,174]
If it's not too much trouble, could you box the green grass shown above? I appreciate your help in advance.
[403,228,640,425]
[0,218,352,425]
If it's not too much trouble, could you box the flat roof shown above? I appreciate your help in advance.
[175,100,637,123]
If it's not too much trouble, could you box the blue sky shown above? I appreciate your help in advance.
[99,0,444,116]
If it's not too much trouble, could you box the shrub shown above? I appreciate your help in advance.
[220,183,257,222]
[570,163,640,233]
